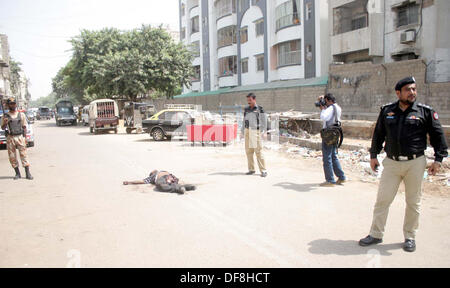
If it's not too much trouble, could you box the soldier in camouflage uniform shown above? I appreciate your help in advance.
[1,98,33,180]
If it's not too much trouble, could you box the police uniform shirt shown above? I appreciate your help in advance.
[370,101,448,162]
[243,105,266,132]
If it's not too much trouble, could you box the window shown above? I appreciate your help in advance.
[351,15,367,31]
[181,4,185,17]
[217,26,237,48]
[397,4,419,27]
[306,2,312,20]
[181,28,186,40]
[240,26,248,44]
[256,54,264,72]
[219,56,237,76]
[191,16,200,34]
[255,19,264,36]
[277,40,302,67]
[161,111,177,120]
[176,112,190,121]
[275,0,301,31]
[241,58,248,73]
[306,44,313,62]
[191,41,200,57]
[193,66,201,81]
[216,0,237,20]
[252,0,260,5]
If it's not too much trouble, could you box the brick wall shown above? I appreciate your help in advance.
[151,85,327,114]
[328,59,450,124]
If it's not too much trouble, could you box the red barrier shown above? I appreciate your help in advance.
[187,124,238,146]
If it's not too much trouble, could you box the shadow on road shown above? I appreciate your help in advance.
[273,182,319,193]
[78,131,118,136]
[37,122,87,129]
[307,239,403,256]
[0,176,14,180]
[209,172,247,176]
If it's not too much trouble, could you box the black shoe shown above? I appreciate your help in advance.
[14,167,21,180]
[246,171,255,175]
[25,166,33,180]
[261,172,268,178]
[359,235,382,247]
[403,239,416,252]
[184,184,196,191]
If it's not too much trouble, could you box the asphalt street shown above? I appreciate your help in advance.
[0,120,449,267]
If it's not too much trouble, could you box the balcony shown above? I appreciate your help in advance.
[276,13,301,32]
[331,27,371,56]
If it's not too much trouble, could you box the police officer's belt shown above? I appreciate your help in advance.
[388,152,424,161]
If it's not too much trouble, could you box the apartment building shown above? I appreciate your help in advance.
[16,71,30,110]
[329,0,450,82]
[0,34,11,100]
[179,0,330,93]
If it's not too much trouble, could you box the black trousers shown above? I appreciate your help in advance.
[154,176,196,193]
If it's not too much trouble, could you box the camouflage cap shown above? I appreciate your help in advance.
[6,97,16,104]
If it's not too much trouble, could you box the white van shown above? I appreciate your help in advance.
[88,99,119,134]
[81,105,89,126]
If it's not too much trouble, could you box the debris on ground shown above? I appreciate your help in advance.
[265,139,449,194]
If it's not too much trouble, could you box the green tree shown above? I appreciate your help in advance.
[29,92,57,108]
[56,25,193,101]
[9,58,22,97]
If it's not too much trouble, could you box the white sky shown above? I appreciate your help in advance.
[0,0,179,100]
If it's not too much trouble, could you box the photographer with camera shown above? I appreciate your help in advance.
[316,93,346,187]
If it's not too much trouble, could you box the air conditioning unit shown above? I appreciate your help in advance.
[400,30,416,44]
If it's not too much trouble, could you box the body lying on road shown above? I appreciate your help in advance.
[123,170,196,195]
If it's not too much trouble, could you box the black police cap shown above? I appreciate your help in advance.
[395,77,416,91]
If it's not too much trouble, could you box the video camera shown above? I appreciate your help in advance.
[314,98,326,108]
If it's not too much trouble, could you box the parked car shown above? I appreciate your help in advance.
[0,128,6,149]
[26,111,35,123]
[25,116,35,147]
[142,104,197,141]
[37,107,51,120]
[88,99,119,134]
[81,105,89,126]
[55,100,77,126]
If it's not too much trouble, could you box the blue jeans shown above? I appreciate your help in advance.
[322,142,346,184]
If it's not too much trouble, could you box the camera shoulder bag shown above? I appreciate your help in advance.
[320,105,344,148]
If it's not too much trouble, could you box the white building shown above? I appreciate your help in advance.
[329,0,450,82]
[0,34,12,100]
[179,0,330,93]
[17,71,30,110]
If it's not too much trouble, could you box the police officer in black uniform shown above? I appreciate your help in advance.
[359,77,448,252]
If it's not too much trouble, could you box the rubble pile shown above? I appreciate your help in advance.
[264,142,449,187]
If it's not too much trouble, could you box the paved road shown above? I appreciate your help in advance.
[0,121,449,267]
